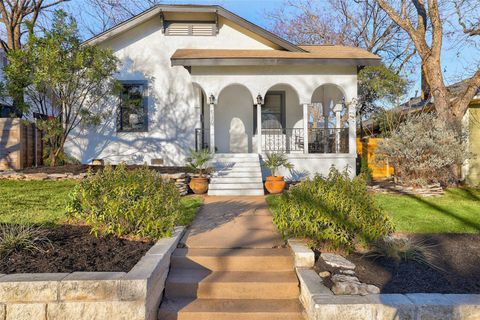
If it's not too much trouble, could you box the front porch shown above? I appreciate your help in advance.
[193,83,354,158]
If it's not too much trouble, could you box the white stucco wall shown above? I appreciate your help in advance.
[64,13,358,169]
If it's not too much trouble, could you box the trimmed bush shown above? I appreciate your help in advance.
[66,164,182,239]
[270,167,394,251]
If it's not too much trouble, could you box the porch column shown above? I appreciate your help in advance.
[303,103,309,154]
[348,99,357,155]
[256,96,263,154]
[209,94,216,153]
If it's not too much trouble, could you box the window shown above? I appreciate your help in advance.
[118,81,148,132]
[254,91,286,132]
[165,22,216,36]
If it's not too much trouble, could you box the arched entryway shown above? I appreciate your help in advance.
[216,84,254,153]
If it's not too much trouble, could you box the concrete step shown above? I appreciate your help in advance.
[171,248,294,272]
[209,183,264,190]
[210,177,263,184]
[211,171,263,178]
[208,189,265,196]
[213,162,261,168]
[158,298,305,320]
[214,153,260,159]
[213,167,262,174]
[165,270,299,299]
[211,157,260,163]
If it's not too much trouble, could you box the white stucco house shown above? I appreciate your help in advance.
[65,4,381,195]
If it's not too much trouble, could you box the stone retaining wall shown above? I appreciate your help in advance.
[0,227,184,320]
[288,240,480,320]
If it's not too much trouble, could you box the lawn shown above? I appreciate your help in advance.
[375,188,480,233]
[0,179,203,226]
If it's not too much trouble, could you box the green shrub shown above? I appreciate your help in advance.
[66,164,182,239]
[270,167,394,251]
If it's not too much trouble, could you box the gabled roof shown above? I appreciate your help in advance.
[171,47,380,66]
[84,4,304,52]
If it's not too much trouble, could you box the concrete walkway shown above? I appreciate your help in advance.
[180,196,284,249]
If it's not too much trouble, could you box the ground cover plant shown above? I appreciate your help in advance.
[268,168,394,251]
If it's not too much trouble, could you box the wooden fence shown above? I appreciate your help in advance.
[0,118,43,170]
[356,138,394,180]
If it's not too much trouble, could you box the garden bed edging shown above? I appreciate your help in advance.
[288,240,480,320]
[0,226,185,320]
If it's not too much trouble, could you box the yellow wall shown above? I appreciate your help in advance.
[356,138,394,179]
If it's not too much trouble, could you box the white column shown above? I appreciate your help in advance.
[257,103,263,154]
[303,103,309,154]
[348,100,357,155]
[209,101,215,153]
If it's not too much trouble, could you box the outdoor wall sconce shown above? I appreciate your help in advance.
[209,94,216,105]
[256,94,264,105]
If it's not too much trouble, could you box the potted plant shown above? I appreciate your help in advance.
[262,153,294,194]
[186,148,213,194]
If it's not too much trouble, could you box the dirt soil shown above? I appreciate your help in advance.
[1,225,154,274]
[315,234,480,294]
[18,164,189,175]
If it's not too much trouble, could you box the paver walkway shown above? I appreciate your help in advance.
[180,196,284,249]
[158,196,305,320]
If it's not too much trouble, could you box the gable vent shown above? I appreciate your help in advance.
[165,22,216,36]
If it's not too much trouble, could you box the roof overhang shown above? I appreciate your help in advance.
[171,57,381,67]
[84,4,304,52]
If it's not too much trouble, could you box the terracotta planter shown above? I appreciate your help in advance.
[189,177,209,194]
[265,176,286,194]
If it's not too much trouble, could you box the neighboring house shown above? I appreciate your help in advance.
[64,4,380,194]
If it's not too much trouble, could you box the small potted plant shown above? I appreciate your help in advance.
[186,148,213,194]
[262,153,293,194]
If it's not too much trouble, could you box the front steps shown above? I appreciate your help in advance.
[208,153,264,196]
[158,248,304,320]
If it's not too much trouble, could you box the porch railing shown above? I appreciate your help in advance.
[262,128,349,154]
[195,128,210,152]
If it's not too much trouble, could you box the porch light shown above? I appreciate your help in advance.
[256,94,263,105]
[209,94,216,105]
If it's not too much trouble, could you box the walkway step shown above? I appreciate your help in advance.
[213,162,261,168]
[214,153,260,159]
[210,177,263,183]
[158,298,304,320]
[209,183,264,190]
[208,189,265,196]
[211,171,262,178]
[171,248,294,271]
[165,270,299,299]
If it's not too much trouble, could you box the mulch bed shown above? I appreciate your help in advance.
[315,234,480,294]
[17,164,189,175]
[1,225,154,274]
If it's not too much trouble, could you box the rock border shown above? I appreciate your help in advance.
[0,227,185,320]
[288,240,480,320]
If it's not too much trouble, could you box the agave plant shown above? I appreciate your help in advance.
[186,148,213,178]
[262,153,293,177]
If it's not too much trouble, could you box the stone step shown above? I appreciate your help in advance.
[209,183,264,190]
[210,177,263,184]
[158,298,305,320]
[171,248,294,272]
[208,189,265,196]
[165,270,299,299]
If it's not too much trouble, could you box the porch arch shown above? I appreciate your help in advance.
[216,84,254,153]
[310,84,347,129]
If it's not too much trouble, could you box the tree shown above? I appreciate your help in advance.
[3,10,119,166]
[375,0,480,122]
[0,0,68,51]
[268,0,416,75]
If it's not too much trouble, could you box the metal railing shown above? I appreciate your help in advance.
[195,128,210,152]
[308,128,349,153]
[261,128,305,153]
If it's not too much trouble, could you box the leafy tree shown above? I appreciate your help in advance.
[3,10,119,166]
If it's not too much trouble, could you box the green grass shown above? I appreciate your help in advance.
[375,188,480,233]
[0,179,78,225]
[0,180,203,227]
